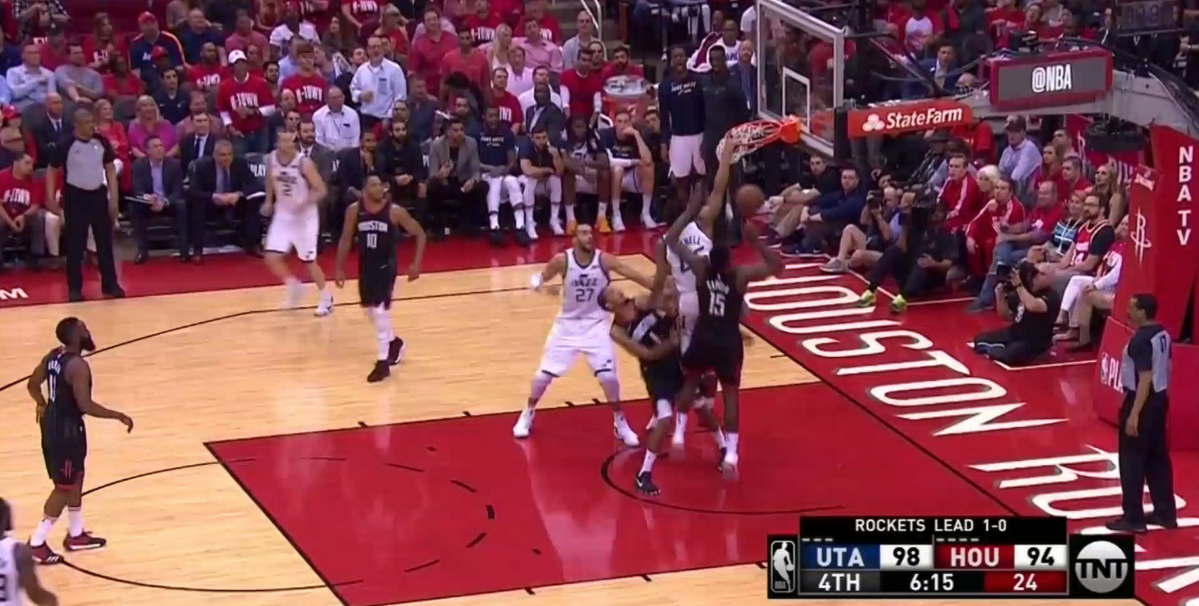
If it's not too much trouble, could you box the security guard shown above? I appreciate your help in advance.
[1107,293,1177,533]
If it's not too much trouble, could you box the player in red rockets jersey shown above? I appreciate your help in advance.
[280,41,329,117]
[463,0,504,45]
[965,176,1026,278]
[188,43,231,92]
[217,50,277,152]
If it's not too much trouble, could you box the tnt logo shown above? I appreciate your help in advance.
[1068,535,1135,597]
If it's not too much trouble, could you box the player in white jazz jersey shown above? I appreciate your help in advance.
[652,141,734,446]
[514,223,656,445]
[263,129,334,316]
[0,499,58,606]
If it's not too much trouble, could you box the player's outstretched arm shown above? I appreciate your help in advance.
[602,255,654,290]
[532,253,567,294]
[697,140,739,230]
[736,221,783,288]
[334,203,360,287]
[391,205,426,281]
[67,359,133,432]
[649,240,671,307]
[16,543,58,606]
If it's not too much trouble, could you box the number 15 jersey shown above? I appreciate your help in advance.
[697,267,742,338]
[559,249,610,326]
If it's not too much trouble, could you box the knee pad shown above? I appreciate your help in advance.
[655,399,673,420]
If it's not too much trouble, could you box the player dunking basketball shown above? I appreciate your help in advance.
[263,130,334,315]
[513,223,655,445]
[0,499,58,605]
[667,179,782,477]
[24,318,133,565]
[334,175,427,383]
[655,141,739,447]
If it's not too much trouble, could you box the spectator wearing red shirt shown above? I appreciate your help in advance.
[971,179,1065,310]
[892,0,943,57]
[966,176,1027,278]
[1059,156,1091,203]
[1028,143,1064,202]
[38,26,69,72]
[102,55,147,102]
[950,119,995,165]
[217,50,277,155]
[488,68,523,131]
[281,42,329,117]
[600,45,645,81]
[441,29,491,97]
[524,0,561,43]
[83,13,125,74]
[939,153,983,235]
[463,0,503,46]
[359,5,409,56]
[226,11,272,60]
[490,0,524,29]
[92,99,130,190]
[559,46,603,119]
[342,0,382,32]
[986,0,1024,46]
[294,0,334,31]
[408,9,458,98]
[189,43,231,92]
[0,152,51,261]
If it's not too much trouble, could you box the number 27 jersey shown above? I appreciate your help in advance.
[559,250,610,325]
[666,222,712,297]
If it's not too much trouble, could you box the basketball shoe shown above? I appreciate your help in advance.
[315,291,334,317]
[513,408,535,438]
[614,417,640,447]
[63,532,106,551]
[29,544,62,565]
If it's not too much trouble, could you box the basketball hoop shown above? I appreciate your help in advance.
[716,116,802,162]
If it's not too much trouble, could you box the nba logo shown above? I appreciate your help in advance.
[767,535,797,597]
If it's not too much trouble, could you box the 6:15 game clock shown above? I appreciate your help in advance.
[896,572,955,592]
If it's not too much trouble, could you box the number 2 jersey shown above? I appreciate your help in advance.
[666,222,712,303]
[269,150,313,217]
[558,249,610,332]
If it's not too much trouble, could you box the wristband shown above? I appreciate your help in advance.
[530,273,543,290]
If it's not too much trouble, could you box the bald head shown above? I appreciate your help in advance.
[46,92,63,117]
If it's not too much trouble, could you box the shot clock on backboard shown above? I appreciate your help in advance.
[766,516,1136,599]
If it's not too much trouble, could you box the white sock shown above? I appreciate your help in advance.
[30,517,56,546]
[727,432,739,456]
[642,193,653,218]
[713,428,727,448]
[565,204,577,224]
[524,204,535,227]
[551,203,562,224]
[371,307,395,360]
[489,212,500,230]
[68,507,84,537]
[640,450,657,474]
[513,205,526,229]
[528,371,553,408]
[597,200,608,221]
[613,197,622,219]
[675,412,688,435]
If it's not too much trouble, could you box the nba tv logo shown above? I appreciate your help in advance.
[767,535,797,598]
[1068,534,1135,598]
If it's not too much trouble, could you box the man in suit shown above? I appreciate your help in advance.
[187,139,265,261]
[333,129,381,237]
[129,135,189,263]
[903,42,960,99]
[32,93,71,170]
[180,112,218,177]
[426,118,485,239]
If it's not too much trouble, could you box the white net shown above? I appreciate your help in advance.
[717,122,779,163]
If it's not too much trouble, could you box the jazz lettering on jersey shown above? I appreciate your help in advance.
[233,92,262,110]
[571,273,601,301]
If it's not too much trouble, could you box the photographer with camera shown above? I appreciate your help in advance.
[856,194,957,314]
[972,261,1060,366]
[819,186,901,274]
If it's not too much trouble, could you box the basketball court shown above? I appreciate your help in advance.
[0,231,1186,606]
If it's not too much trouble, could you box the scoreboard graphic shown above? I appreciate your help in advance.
[767,517,1136,599]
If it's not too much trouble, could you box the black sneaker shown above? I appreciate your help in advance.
[1147,514,1179,529]
[487,231,505,247]
[635,472,660,496]
[1104,518,1147,533]
[514,230,531,246]
[68,290,84,302]
[367,361,390,383]
[102,285,126,299]
[387,338,406,366]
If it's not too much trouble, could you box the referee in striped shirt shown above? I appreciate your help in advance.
[1108,293,1177,533]
[46,106,125,302]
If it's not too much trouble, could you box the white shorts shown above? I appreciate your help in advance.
[538,319,616,377]
[575,170,598,195]
[669,134,705,178]
[265,208,320,262]
[679,290,699,351]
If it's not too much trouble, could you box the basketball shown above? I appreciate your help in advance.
[736,184,767,216]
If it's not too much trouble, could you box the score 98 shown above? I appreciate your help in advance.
[882,545,933,570]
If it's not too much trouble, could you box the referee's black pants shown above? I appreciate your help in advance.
[63,185,120,295]
[1118,392,1176,525]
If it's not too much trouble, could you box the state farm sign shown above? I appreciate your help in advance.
[847,99,974,139]
[989,49,1113,111]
